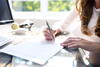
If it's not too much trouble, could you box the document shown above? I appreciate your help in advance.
[0,36,12,47]
[0,39,62,65]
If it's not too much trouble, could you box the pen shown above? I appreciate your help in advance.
[46,21,55,40]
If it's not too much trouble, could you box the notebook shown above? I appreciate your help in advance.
[0,39,62,65]
[0,36,12,47]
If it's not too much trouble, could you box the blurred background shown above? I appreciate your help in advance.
[9,0,74,20]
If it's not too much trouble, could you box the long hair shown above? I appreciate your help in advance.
[75,0,100,37]
[95,16,100,37]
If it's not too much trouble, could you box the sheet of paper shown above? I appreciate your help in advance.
[0,36,12,47]
[0,39,62,65]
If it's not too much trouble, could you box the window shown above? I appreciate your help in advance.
[48,0,74,12]
[10,0,74,19]
[12,0,40,11]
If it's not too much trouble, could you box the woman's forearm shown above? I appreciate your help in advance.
[92,42,100,54]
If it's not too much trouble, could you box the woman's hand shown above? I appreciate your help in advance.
[61,37,100,53]
[43,29,55,41]
[43,28,56,41]
[43,28,61,41]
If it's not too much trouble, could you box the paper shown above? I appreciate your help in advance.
[0,39,62,65]
[0,36,12,47]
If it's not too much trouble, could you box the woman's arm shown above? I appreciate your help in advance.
[43,8,79,41]
[52,8,79,32]
[61,37,100,53]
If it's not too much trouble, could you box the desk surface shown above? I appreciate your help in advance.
[12,49,75,67]
[0,25,78,67]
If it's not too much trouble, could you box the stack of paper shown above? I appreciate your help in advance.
[0,40,62,65]
[0,36,12,47]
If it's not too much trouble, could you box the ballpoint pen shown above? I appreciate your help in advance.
[46,21,55,40]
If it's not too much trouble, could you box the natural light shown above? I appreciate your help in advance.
[9,0,74,20]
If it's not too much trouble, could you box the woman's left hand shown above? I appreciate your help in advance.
[61,37,100,53]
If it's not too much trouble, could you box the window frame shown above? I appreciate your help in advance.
[9,0,73,20]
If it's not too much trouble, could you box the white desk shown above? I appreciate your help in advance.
[0,24,78,67]
[12,50,75,67]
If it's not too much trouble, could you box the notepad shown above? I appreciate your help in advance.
[0,39,62,65]
[0,36,12,47]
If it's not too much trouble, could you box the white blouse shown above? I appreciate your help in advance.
[53,7,100,42]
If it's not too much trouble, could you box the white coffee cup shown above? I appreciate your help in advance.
[14,29,26,35]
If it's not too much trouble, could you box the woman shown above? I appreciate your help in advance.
[43,0,100,66]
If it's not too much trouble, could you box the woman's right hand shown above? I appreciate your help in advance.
[43,28,56,41]
[43,28,61,41]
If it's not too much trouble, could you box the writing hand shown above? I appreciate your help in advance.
[43,28,55,41]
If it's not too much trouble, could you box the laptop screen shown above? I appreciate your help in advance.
[0,0,14,25]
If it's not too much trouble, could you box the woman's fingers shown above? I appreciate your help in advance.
[61,37,100,52]
[61,37,81,48]
[61,40,78,46]
[68,43,79,48]
[43,29,55,41]
[67,37,82,41]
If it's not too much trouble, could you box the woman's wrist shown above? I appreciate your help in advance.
[91,42,100,53]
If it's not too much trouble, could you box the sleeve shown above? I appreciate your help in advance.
[52,8,79,32]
